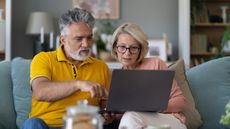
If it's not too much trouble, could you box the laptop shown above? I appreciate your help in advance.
[104,69,175,113]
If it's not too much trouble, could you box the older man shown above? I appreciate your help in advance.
[21,8,111,129]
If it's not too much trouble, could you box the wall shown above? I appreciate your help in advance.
[0,0,6,19]
[12,0,70,59]
[12,0,178,60]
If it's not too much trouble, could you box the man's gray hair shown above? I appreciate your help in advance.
[59,8,95,35]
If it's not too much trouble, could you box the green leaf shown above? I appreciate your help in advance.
[220,100,230,126]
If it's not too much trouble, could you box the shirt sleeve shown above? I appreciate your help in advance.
[164,80,186,113]
[153,58,186,113]
[30,52,52,85]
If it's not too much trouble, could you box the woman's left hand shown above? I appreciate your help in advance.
[101,112,123,125]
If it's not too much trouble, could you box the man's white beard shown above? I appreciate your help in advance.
[67,46,91,61]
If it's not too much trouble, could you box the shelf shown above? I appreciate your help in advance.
[190,0,230,67]
[206,0,230,2]
[192,23,230,27]
[191,52,230,57]
[191,52,217,57]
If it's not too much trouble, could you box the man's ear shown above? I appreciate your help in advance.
[59,35,65,43]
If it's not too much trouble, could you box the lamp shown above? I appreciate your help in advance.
[26,12,54,55]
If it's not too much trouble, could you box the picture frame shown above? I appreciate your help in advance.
[73,0,120,19]
[146,40,167,61]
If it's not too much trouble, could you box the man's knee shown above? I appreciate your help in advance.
[20,118,49,129]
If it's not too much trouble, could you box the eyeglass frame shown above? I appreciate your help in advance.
[116,45,141,54]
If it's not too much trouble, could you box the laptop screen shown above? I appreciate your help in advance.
[105,69,174,112]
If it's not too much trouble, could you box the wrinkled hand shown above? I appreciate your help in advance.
[77,80,108,98]
[101,112,123,125]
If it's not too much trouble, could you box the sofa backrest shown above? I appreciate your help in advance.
[0,60,17,129]
[2,56,229,129]
[11,57,32,128]
[186,57,230,129]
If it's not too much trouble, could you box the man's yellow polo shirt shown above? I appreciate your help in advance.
[29,46,111,127]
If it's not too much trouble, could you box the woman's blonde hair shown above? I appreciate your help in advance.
[110,22,149,63]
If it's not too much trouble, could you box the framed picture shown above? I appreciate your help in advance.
[73,0,120,19]
[146,40,167,61]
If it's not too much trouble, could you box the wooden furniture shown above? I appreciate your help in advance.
[190,0,230,66]
[0,0,11,61]
[0,0,5,60]
[0,51,4,60]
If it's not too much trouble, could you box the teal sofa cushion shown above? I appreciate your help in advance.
[186,57,230,129]
[11,57,32,128]
[0,60,17,129]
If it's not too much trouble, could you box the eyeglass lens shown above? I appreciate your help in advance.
[116,46,140,54]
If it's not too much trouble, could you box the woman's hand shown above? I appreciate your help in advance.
[101,112,123,125]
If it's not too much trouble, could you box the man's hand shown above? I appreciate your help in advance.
[31,77,108,102]
[77,80,108,98]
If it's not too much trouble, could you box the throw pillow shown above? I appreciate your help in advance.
[0,60,17,129]
[11,57,32,128]
[168,59,202,129]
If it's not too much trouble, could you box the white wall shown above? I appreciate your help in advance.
[5,0,11,61]
[179,0,190,68]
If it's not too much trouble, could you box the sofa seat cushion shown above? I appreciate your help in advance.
[169,59,202,129]
[0,60,17,129]
[11,57,32,128]
[186,57,230,129]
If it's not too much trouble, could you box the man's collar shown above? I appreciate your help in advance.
[56,44,93,64]
[57,44,68,62]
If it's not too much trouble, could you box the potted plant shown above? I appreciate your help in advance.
[93,19,117,61]
[214,24,230,59]
[220,100,230,128]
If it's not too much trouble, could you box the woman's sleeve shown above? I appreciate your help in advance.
[156,58,186,113]
[164,78,186,113]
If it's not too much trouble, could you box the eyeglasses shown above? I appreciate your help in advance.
[116,45,140,54]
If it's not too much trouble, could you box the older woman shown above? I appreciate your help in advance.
[110,22,187,129]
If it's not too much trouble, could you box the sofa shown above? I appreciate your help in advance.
[0,57,229,129]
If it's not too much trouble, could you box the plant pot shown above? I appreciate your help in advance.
[99,51,114,61]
